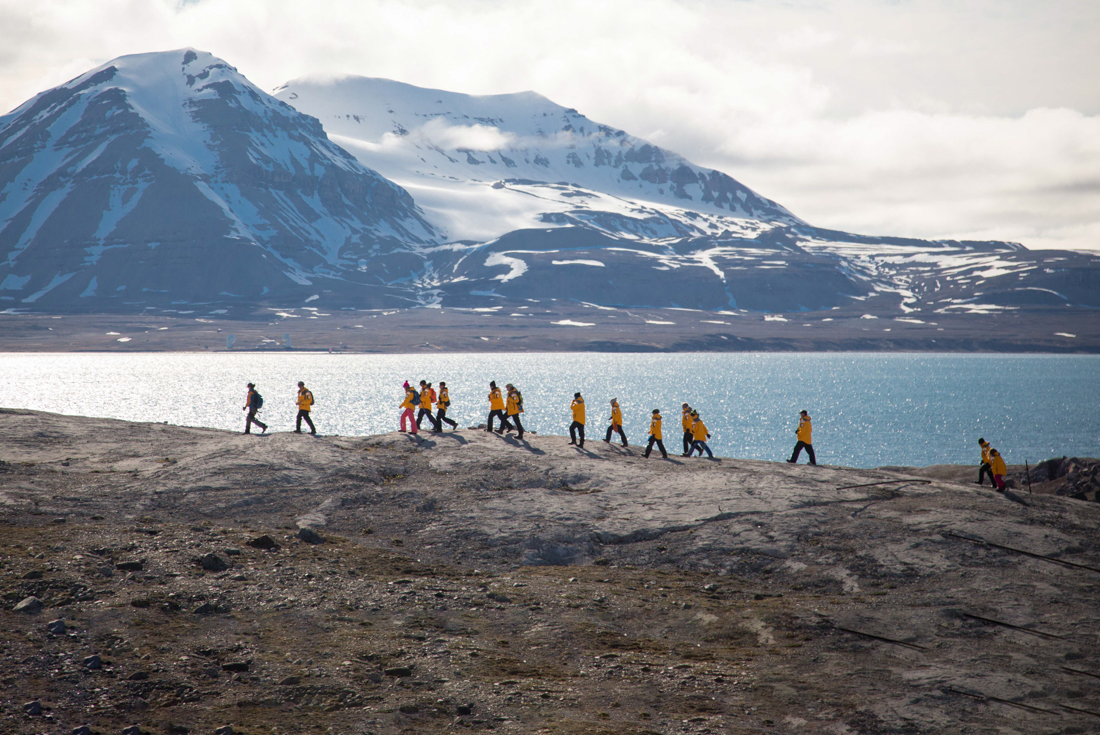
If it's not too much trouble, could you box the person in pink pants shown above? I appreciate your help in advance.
[399,381,418,433]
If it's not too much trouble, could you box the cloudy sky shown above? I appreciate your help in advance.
[2,0,1098,251]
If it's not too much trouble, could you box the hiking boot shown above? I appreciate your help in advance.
[785,459,796,463]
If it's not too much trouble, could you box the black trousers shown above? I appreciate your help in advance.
[244,409,267,434]
[436,408,458,429]
[978,462,993,485]
[487,409,510,432]
[296,410,315,434]
[644,435,667,458]
[683,430,693,455]
[507,413,524,438]
[569,421,585,446]
[605,424,628,446]
[790,441,815,464]
[417,407,440,431]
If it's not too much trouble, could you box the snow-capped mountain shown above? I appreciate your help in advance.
[0,49,440,310]
[273,76,799,243]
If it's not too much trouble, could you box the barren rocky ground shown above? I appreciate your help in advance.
[1,408,1098,735]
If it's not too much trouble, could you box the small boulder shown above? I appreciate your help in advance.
[128,671,149,681]
[221,661,250,673]
[297,527,324,545]
[199,553,229,572]
[23,700,42,715]
[116,561,144,572]
[456,703,474,716]
[123,727,143,735]
[247,535,280,551]
[278,676,301,686]
[46,619,66,634]
[22,569,44,580]
[72,726,93,735]
[14,596,43,613]
[83,654,102,670]
[215,727,234,735]
[384,666,413,677]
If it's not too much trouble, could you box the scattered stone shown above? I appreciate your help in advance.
[456,704,474,716]
[73,726,93,735]
[222,661,250,672]
[14,595,43,613]
[365,672,382,683]
[278,676,300,686]
[398,703,419,714]
[224,547,241,556]
[22,569,44,579]
[24,700,43,715]
[215,727,234,735]
[84,654,102,670]
[247,534,280,551]
[96,565,114,577]
[46,619,66,634]
[192,601,232,615]
[128,671,149,681]
[123,727,142,735]
[199,553,229,572]
[297,527,324,544]
[384,666,413,677]
[116,561,143,572]
[486,592,511,603]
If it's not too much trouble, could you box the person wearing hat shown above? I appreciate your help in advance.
[569,392,586,448]
[977,438,993,486]
[435,381,458,430]
[681,403,694,456]
[399,381,418,434]
[505,384,525,440]
[295,381,316,435]
[688,411,713,458]
[417,380,440,432]
[643,409,668,459]
[604,398,628,447]
[242,382,267,434]
[486,381,510,433]
[786,410,815,465]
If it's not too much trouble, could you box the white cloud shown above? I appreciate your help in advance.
[382,117,515,152]
[1,0,1099,250]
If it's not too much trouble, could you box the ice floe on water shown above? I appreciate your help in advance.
[552,319,595,327]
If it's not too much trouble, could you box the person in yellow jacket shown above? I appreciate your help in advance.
[989,448,1008,491]
[416,380,440,432]
[242,382,267,435]
[688,411,714,458]
[681,403,694,456]
[977,438,993,486]
[505,384,525,440]
[569,392,586,448]
[435,381,458,430]
[786,410,815,465]
[643,409,668,459]
[486,381,510,433]
[399,381,418,434]
[295,381,316,435]
[604,398,628,447]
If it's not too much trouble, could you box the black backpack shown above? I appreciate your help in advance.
[411,389,420,405]
[254,392,263,409]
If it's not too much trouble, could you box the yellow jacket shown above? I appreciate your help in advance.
[980,441,991,464]
[682,407,693,432]
[691,418,709,441]
[439,387,450,408]
[297,388,313,411]
[506,391,522,416]
[649,414,662,440]
[610,403,622,426]
[990,452,1007,476]
[489,387,505,411]
[571,397,586,424]
[420,388,433,410]
[400,388,415,410]
[796,415,812,444]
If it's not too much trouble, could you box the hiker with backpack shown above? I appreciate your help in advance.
[505,384,525,440]
[569,392,586,448]
[786,410,815,465]
[295,381,316,435]
[417,380,440,432]
[435,381,459,430]
[399,381,418,434]
[243,382,267,435]
[989,448,1008,491]
[643,409,668,459]
[486,381,510,433]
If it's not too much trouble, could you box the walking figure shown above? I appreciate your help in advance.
[243,382,267,434]
[605,398,628,446]
[416,380,440,431]
[643,409,668,459]
[569,392,586,448]
[399,381,418,434]
[486,381,510,433]
[786,410,815,465]
[688,411,713,458]
[977,438,993,486]
[681,403,694,456]
[506,384,525,440]
[295,381,316,435]
[436,381,459,430]
[990,448,1008,491]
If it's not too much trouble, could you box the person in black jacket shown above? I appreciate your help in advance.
[243,383,267,434]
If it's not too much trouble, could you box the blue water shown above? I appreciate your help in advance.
[0,352,1096,468]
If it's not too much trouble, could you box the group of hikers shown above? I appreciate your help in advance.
[239,381,1010,484]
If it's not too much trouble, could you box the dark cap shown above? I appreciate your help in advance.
[652,408,660,414]
[247,382,254,388]
[574,392,581,398]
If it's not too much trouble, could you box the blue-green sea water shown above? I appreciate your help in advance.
[1,352,1096,469]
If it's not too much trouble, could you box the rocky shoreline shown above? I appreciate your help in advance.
[2,408,1098,734]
